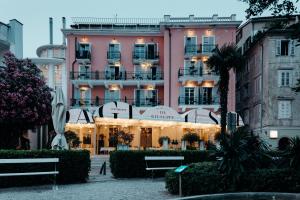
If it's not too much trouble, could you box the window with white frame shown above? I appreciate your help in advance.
[202,36,215,52]
[276,40,295,56]
[278,70,292,87]
[278,100,292,119]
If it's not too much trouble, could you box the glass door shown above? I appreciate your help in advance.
[185,87,195,105]
[134,44,146,59]
[146,43,157,59]
[105,89,120,103]
[108,43,120,59]
[185,36,197,54]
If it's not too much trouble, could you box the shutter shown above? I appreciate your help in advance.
[276,40,281,56]
[290,40,295,56]
[277,71,282,87]
[278,101,283,119]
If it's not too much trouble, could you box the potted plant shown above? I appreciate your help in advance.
[65,130,81,149]
[158,136,170,149]
[182,132,200,150]
[117,131,134,150]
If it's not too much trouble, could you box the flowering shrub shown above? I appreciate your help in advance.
[0,52,52,148]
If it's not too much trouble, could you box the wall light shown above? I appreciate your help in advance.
[269,130,278,139]
[81,36,88,42]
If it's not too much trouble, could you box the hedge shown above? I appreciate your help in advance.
[0,150,91,187]
[109,150,215,178]
[166,162,300,196]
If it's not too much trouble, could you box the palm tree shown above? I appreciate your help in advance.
[206,44,244,136]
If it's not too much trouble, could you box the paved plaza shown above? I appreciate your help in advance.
[0,156,177,200]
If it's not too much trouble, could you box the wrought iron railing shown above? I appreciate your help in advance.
[107,51,121,60]
[184,44,216,55]
[178,68,218,77]
[178,96,219,105]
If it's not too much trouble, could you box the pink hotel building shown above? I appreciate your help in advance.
[63,14,241,114]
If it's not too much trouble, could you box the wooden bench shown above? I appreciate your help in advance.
[145,156,184,177]
[0,158,59,189]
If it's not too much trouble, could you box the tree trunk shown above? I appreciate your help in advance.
[219,70,229,136]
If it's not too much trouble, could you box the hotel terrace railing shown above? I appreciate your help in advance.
[178,96,219,106]
[70,71,164,81]
[184,44,216,55]
[70,98,163,107]
[178,68,219,78]
[132,51,159,60]
[107,51,121,60]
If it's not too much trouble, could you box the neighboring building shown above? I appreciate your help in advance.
[236,15,300,147]
[0,19,23,61]
[61,15,242,154]
[63,14,241,113]
[29,18,67,149]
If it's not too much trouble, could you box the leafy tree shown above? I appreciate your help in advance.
[282,137,300,169]
[0,53,52,149]
[293,79,300,92]
[206,44,244,136]
[240,0,299,19]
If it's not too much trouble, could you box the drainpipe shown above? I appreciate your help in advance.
[167,27,172,107]
[260,42,264,136]
[71,37,78,102]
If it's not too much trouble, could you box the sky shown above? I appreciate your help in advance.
[0,0,250,57]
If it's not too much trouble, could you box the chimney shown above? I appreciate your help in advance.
[231,14,237,21]
[62,17,66,45]
[49,17,53,45]
[212,14,218,21]
[164,15,170,22]
[189,15,195,21]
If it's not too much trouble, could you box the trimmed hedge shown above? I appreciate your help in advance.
[0,150,90,187]
[166,162,300,196]
[109,150,215,178]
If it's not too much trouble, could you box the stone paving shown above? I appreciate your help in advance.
[0,155,178,200]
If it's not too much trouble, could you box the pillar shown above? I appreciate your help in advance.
[48,64,55,89]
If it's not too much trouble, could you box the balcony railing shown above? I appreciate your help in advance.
[107,51,121,60]
[70,98,163,107]
[184,44,216,55]
[178,68,219,78]
[76,50,91,60]
[178,96,219,106]
[132,51,159,60]
[70,71,164,81]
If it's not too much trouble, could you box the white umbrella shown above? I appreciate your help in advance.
[51,88,68,150]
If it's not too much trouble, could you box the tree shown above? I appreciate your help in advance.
[293,79,300,92]
[65,130,81,148]
[0,53,52,149]
[240,0,299,19]
[206,44,244,136]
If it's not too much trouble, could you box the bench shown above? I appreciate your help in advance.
[145,156,184,177]
[0,158,59,189]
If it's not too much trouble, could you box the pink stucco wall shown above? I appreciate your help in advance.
[66,25,238,112]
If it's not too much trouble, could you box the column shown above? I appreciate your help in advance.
[48,64,55,89]
[93,125,97,155]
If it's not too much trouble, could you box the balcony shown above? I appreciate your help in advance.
[178,96,219,106]
[70,71,164,86]
[70,98,163,108]
[132,51,159,64]
[107,51,121,64]
[178,68,219,83]
[184,44,216,57]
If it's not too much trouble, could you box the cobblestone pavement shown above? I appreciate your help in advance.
[0,155,178,200]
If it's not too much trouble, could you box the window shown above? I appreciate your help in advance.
[184,87,195,105]
[79,65,91,79]
[202,36,215,52]
[276,40,295,56]
[76,43,91,59]
[278,100,292,119]
[133,44,146,59]
[146,44,158,59]
[278,70,292,87]
[135,89,158,106]
[108,43,120,59]
[202,87,212,104]
[185,36,197,54]
[105,89,120,103]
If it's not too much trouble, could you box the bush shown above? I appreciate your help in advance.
[158,136,171,147]
[110,150,215,178]
[182,132,200,147]
[166,162,300,196]
[0,150,90,188]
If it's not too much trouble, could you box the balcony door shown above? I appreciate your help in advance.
[184,60,202,76]
[185,36,197,54]
[79,65,91,79]
[108,43,120,59]
[74,87,91,106]
[146,43,157,59]
[105,89,120,103]
[134,44,146,59]
[105,65,121,80]
[200,87,213,104]
[202,36,215,53]
[135,89,158,106]
[184,87,196,105]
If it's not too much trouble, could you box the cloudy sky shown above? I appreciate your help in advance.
[1,0,251,57]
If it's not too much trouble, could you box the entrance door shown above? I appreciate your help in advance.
[109,127,120,147]
[140,128,152,148]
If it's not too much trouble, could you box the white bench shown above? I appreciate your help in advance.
[0,158,59,189]
[145,156,184,177]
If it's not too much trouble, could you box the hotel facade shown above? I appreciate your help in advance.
[62,15,242,154]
